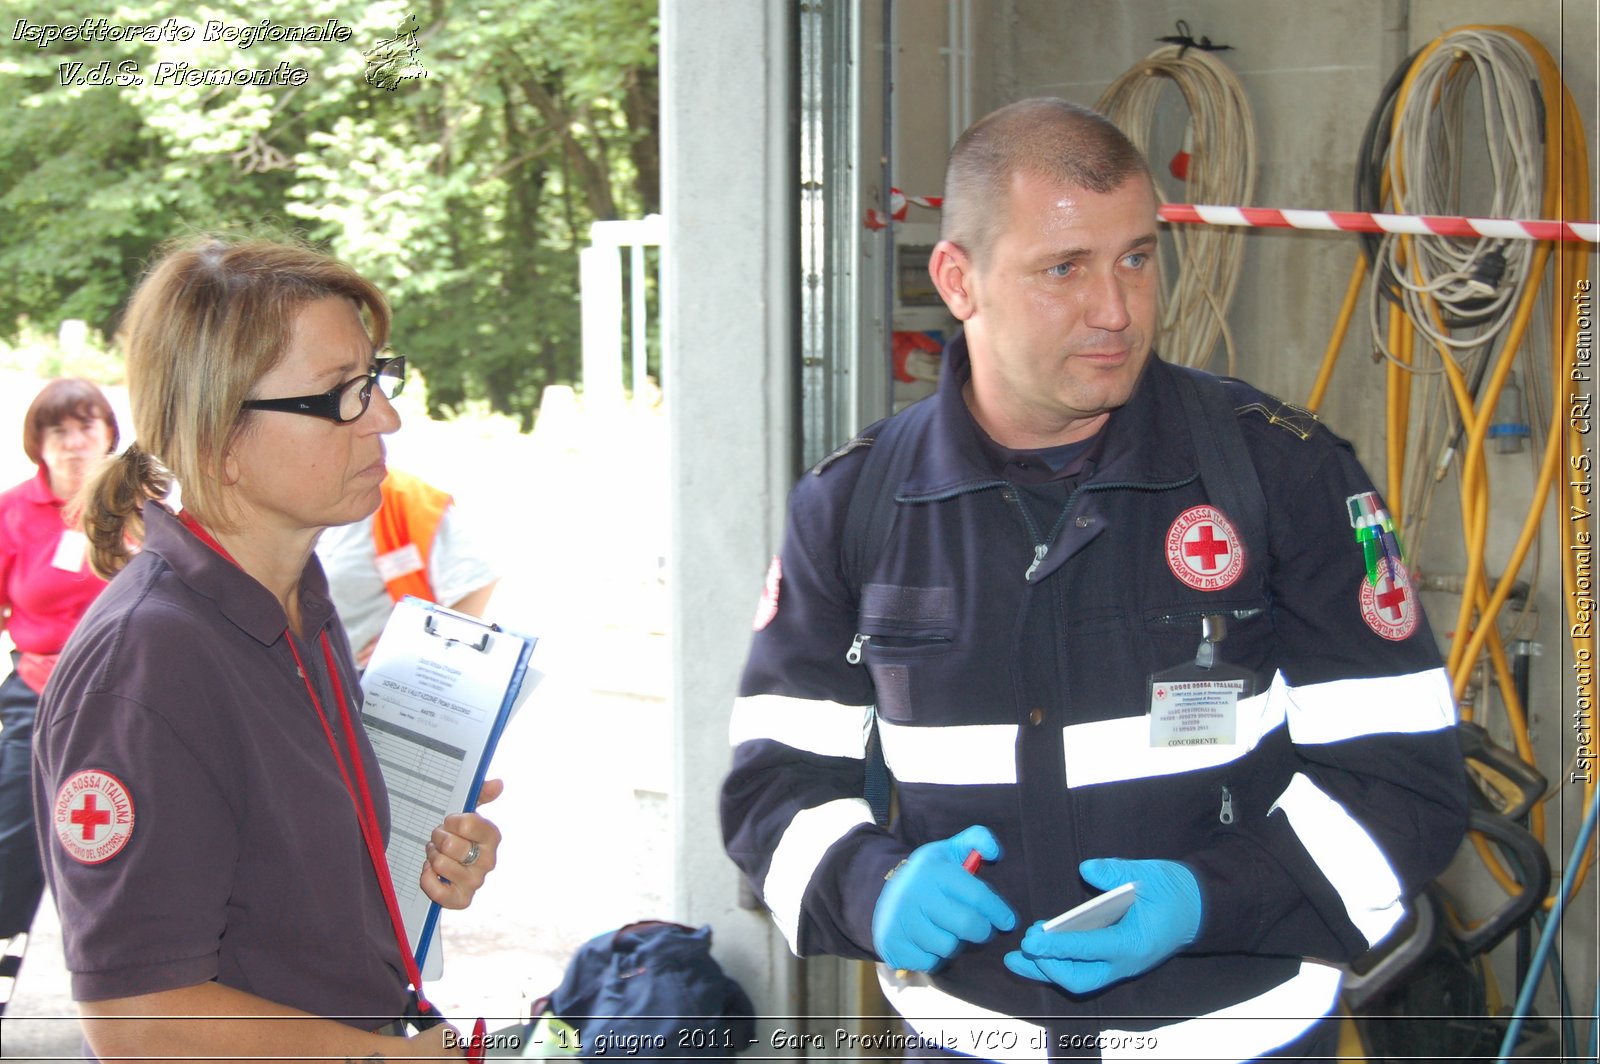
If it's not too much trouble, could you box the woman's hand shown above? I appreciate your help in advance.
[421,777,504,908]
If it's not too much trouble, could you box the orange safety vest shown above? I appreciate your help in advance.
[370,469,452,604]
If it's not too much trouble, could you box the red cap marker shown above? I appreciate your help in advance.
[962,849,983,874]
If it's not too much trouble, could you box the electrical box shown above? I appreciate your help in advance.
[891,223,955,409]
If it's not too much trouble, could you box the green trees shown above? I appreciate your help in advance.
[0,0,658,427]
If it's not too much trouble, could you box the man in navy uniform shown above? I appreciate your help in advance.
[720,98,1468,1061]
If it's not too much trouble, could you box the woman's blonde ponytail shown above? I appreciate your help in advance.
[79,443,172,580]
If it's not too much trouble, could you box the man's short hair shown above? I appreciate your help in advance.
[941,98,1151,266]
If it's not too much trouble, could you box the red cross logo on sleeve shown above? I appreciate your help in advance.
[1376,580,1408,620]
[53,770,136,865]
[1166,506,1245,591]
[1360,559,1418,641]
[70,794,112,839]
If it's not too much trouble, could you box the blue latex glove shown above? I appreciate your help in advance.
[872,826,1017,972]
[1004,857,1201,994]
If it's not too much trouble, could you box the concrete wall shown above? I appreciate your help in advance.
[661,0,801,1033]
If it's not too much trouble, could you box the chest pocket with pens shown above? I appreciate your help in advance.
[1148,613,1257,748]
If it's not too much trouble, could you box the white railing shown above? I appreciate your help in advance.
[580,215,665,411]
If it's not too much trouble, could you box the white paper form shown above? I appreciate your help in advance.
[359,598,535,977]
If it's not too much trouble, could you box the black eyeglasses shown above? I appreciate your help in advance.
[240,356,406,424]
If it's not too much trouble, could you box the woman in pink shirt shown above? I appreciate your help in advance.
[0,379,119,947]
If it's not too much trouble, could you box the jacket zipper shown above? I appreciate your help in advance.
[846,631,949,665]
[1152,607,1266,626]
[1007,474,1199,582]
[846,633,867,664]
[1001,487,1050,580]
[1219,784,1235,825]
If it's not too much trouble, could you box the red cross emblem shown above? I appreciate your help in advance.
[1185,524,1231,569]
[53,770,135,865]
[1360,559,1418,641]
[70,794,112,839]
[1376,581,1407,619]
[1166,506,1245,591]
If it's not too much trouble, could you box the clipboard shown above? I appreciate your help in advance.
[358,596,539,978]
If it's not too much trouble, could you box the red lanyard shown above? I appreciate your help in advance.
[176,511,433,1016]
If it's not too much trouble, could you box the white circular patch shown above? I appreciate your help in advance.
[1360,558,1418,641]
[752,555,782,631]
[1165,505,1245,591]
[53,770,135,865]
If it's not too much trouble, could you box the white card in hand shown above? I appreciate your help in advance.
[1042,882,1137,932]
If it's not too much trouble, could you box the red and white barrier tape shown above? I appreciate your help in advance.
[1160,204,1598,244]
[865,188,944,230]
[864,190,1598,244]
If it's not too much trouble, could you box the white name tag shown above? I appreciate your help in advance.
[51,529,88,572]
[1149,678,1242,747]
[374,543,425,583]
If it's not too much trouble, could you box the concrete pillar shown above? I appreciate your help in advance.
[662,0,802,1039]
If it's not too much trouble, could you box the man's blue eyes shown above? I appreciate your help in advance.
[1045,252,1149,277]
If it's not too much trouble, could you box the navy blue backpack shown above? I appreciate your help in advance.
[542,921,755,1060]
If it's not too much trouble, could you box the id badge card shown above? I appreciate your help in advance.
[52,529,88,572]
[1148,659,1254,748]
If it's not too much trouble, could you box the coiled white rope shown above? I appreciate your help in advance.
[1098,45,1257,373]
[1372,28,1545,365]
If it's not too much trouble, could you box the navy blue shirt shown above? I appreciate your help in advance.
[35,503,409,1026]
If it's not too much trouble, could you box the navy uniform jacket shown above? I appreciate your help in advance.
[721,339,1469,1061]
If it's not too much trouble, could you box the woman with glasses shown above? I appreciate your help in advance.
[34,236,497,1059]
